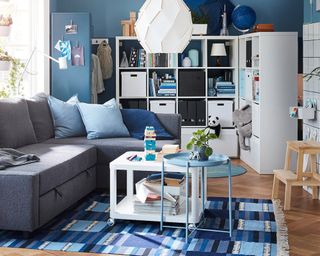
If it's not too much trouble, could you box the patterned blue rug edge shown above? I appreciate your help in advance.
[0,193,290,256]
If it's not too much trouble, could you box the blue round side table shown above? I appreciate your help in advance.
[161,153,233,242]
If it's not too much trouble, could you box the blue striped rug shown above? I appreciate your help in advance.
[0,193,288,255]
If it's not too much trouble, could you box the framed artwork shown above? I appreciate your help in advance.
[65,24,78,34]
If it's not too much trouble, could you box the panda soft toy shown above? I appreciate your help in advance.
[208,115,221,137]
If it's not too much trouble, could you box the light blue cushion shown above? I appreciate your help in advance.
[48,95,86,138]
[77,99,130,140]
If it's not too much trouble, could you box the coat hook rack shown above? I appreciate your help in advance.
[91,38,109,45]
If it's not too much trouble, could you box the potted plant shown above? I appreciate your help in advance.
[186,127,217,161]
[0,14,13,37]
[0,47,25,98]
[192,12,208,35]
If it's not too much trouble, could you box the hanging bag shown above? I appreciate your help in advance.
[97,41,113,80]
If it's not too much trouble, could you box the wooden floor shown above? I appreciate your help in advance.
[0,160,320,256]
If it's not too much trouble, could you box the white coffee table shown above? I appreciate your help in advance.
[109,151,207,225]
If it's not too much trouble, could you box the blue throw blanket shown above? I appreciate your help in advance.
[0,148,40,170]
[121,109,173,140]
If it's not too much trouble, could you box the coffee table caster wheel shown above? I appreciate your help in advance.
[107,218,115,227]
[188,224,196,231]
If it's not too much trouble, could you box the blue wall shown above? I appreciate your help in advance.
[304,0,320,23]
[53,0,303,36]
[51,0,303,102]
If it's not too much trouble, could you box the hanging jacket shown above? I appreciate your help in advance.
[97,41,113,80]
[91,54,105,103]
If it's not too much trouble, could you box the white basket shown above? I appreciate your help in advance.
[192,24,207,35]
[290,107,315,120]
[0,61,11,71]
[0,26,11,37]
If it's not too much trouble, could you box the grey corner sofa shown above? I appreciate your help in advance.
[0,94,181,232]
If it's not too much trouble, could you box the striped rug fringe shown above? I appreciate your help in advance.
[272,199,289,256]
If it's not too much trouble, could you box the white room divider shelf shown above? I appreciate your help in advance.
[116,33,298,171]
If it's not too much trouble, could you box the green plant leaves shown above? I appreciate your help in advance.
[0,47,25,98]
[186,128,218,151]
[205,147,213,157]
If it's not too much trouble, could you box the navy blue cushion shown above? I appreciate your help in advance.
[121,109,173,140]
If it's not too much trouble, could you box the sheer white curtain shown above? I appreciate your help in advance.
[0,0,50,97]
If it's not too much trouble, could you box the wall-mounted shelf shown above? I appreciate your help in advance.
[290,107,316,120]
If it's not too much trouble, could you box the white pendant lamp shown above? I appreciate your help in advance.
[135,0,193,53]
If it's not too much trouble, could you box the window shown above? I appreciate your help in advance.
[0,0,50,98]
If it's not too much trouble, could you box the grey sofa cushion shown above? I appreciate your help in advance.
[26,93,54,142]
[13,143,96,195]
[44,137,180,164]
[0,98,37,148]
[156,114,181,140]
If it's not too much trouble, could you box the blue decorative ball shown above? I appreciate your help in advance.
[231,5,256,32]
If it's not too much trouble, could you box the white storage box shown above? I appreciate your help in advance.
[181,128,238,157]
[209,129,238,157]
[150,100,176,114]
[121,72,147,97]
[208,100,234,127]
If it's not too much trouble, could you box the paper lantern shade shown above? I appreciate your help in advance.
[135,0,193,53]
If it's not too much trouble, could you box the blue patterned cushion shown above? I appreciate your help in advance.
[48,95,86,138]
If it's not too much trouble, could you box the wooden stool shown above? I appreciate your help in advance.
[272,141,320,210]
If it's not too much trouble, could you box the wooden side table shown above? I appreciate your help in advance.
[272,141,320,210]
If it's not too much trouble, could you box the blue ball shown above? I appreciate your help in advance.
[231,5,256,32]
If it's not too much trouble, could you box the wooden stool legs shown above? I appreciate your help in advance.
[272,141,320,211]
[272,175,280,199]
[313,187,319,200]
[284,183,292,211]
[311,154,319,200]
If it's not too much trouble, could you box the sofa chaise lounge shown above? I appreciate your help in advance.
[0,95,181,232]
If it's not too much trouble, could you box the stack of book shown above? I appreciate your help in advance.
[134,173,186,215]
[149,72,176,97]
[129,48,146,67]
[216,81,235,96]
[148,53,177,67]
[157,78,176,97]
[146,173,185,187]
[133,195,180,215]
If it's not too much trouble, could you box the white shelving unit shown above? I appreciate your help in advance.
[116,36,239,157]
[239,32,298,174]
[115,33,298,167]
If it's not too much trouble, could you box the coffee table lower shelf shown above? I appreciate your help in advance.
[111,195,202,224]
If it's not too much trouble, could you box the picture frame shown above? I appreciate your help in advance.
[65,24,78,34]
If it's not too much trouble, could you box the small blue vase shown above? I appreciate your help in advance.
[193,146,209,161]
[188,49,199,67]
[198,146,209,161]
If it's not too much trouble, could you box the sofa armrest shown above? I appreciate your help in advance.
[156,113,182,140]
[0,172,39,232]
